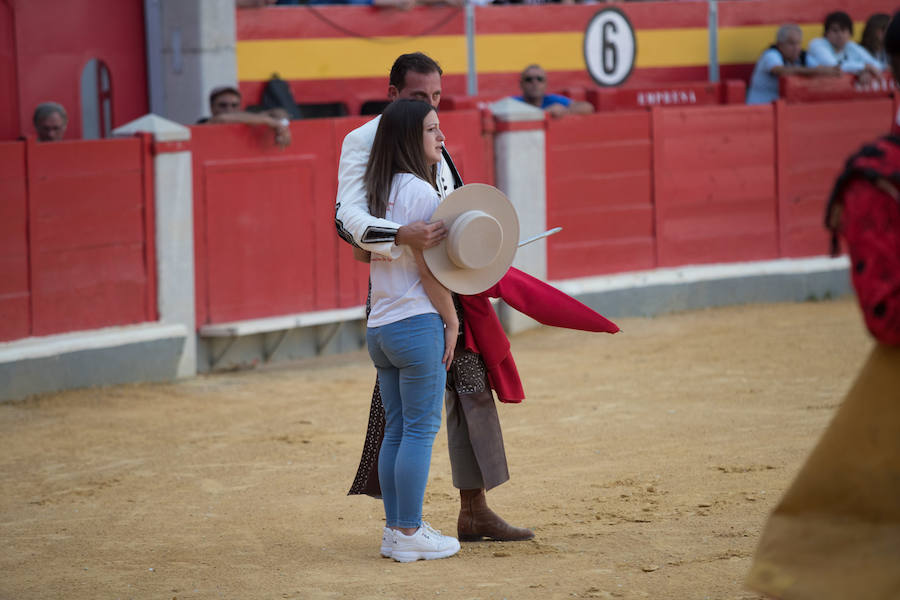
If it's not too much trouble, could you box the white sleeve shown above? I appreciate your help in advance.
[806,38,838,67]
[760,49,785,74]
[334,124,402,260]
[392,177,440,226]
[842,41,882,72]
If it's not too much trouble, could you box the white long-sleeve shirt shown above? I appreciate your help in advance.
[806,37,881,73]
[367,173,441,327]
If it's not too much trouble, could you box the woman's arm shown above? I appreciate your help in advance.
[413,249,458,369]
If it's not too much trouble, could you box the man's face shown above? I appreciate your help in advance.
[36,112,67,142]
[211,92,242,116]
[389,70,442,108]
[826,23,851,51]
[778,30,803,63]
[520,67,547,102]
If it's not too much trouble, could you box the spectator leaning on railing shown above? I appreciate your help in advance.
[806,11,883,83]
[746,24,840,105]
[197,85,291,148]
[861,12,891,71]
[510,64,594,117]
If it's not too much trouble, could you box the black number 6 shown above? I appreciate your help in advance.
[602,20,618,75]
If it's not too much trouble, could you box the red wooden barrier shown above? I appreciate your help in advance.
[780,73,895,104]
[546,111,655,280]
[25,136,156,337]
[441,94,505,112]
[775,98,893,257]
[191,120,344,325]
[587,80,746,112]
[191,109,493,326]
[652,104,779,267]
[0,142,29,341]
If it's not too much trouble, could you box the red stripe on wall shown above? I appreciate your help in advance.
[238,67,712,114]
[473,2,708,34]
[238,5,462,40]
[237,2,710,41]
[717,0,897,26]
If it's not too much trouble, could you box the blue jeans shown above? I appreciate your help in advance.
[367,312,446,528]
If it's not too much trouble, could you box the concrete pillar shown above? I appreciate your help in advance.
[144,0,238,126]
[114,115,197,378]
[489,97,547,334]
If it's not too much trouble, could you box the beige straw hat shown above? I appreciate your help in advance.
[423,183,519,295]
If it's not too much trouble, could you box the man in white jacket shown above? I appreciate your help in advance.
[336,52,534,543]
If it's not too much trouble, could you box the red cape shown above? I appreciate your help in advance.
[458,267,619,403]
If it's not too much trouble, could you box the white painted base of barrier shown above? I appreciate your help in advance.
[199,306,365,338]
[0,322,189,401]
[500,256,852,335]
[552,256,850,296]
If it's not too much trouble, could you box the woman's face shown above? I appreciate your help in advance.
[422,110,444,166]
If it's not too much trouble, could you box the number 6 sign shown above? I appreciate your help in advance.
[584,8,636,87]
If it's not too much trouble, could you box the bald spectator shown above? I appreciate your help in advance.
[33,102,68,142]
[746,24,840,105]
[511,64,594,117]
[198,85,291,148]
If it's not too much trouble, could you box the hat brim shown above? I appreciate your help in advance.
[424,183,519,295]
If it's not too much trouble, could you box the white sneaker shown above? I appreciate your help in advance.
[391,522,460,563]
[380,527,394,558]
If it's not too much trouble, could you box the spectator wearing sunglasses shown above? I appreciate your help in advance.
[197,85,292,148]
[511,64,594,117]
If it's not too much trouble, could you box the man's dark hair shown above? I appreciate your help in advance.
[824,11,853,36]
[389,52,443,91]
[884,11,900,56]
[209,85,241,107]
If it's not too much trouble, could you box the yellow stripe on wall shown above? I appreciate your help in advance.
[237,36,467,80]
[237,22,861,81]
[237,28,711,81]
[719,21,868,64]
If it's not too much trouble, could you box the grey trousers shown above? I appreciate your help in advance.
[445,350,510,491]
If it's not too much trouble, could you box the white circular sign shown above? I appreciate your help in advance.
[584,8,636,87]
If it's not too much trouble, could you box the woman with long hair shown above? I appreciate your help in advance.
[362,98,460,562]
[861,13,891,70]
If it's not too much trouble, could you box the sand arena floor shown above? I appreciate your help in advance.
[0,298,870,600]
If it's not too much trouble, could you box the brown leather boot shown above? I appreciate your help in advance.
[457,488,535,542]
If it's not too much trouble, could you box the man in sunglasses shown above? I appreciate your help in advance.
[197,85,292,148]
[514,64,594,117]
